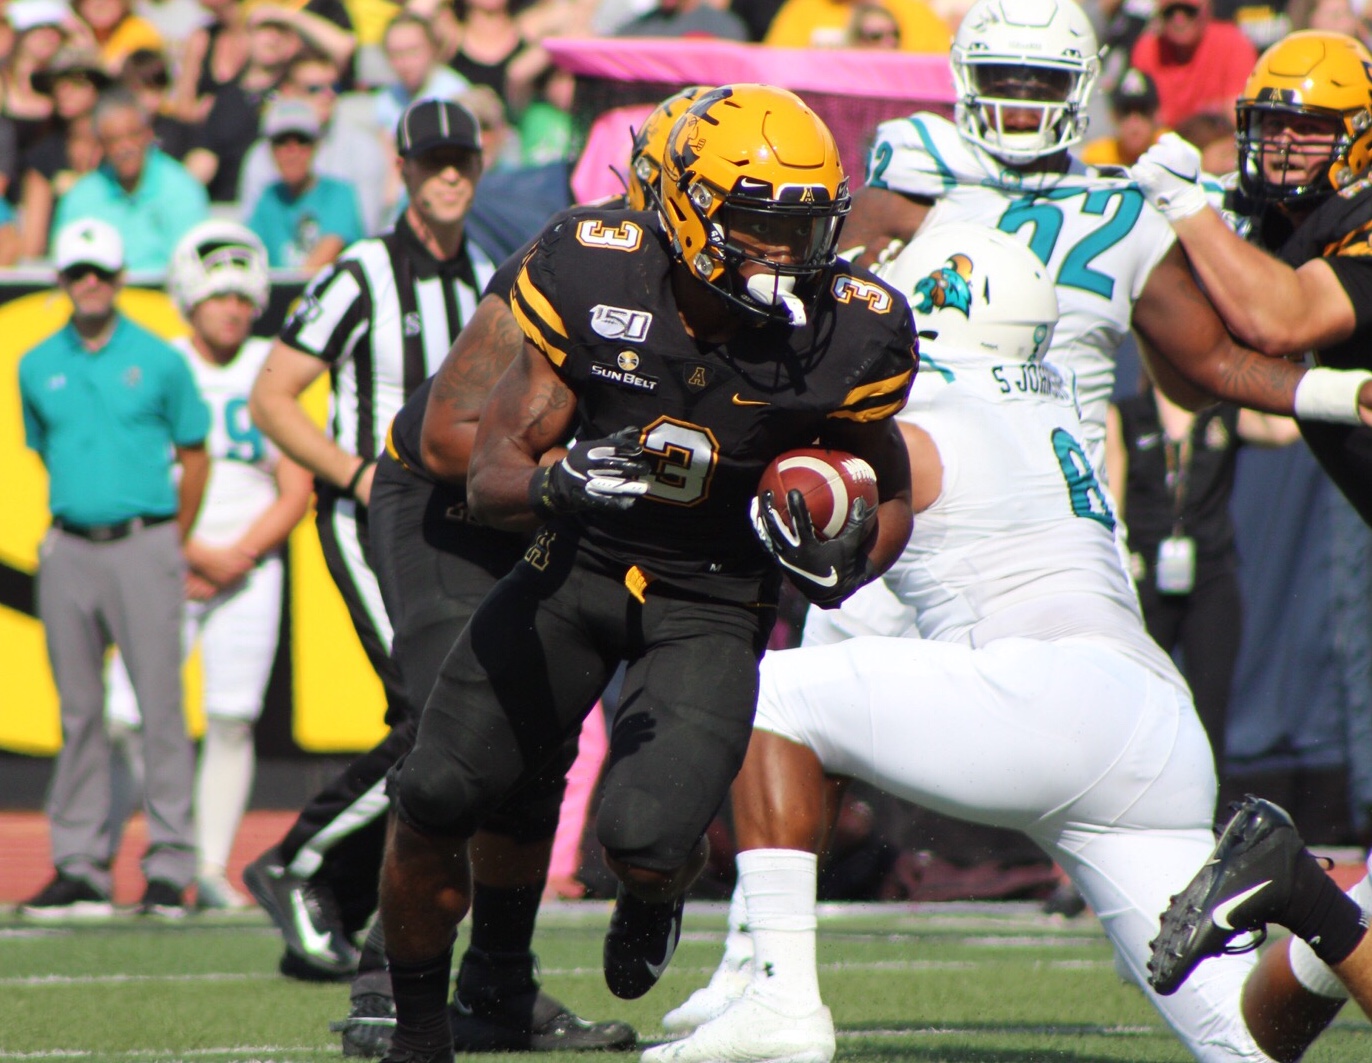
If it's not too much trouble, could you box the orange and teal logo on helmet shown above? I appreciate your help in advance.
[912,254,974,317]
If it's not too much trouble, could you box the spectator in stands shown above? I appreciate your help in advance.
[846,1,902,46]
[73,0,162,75]
[1130,0,1257,127]
[245,97,362,269]
[1082,67,1164,166]
[374,11,469,136]
[764,0,951,51]
[410,0,549,118]
[612,0,752,40]
[2,0,73,156]
[0,197,19,264]
[19,43,107,261]
[181,9,296,202]
[53,87,207,270]
[236,48,386,234]
[120,47,191,159]
[168,0,252,124]
[1173,109,1238,173]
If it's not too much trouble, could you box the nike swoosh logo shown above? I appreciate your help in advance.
[645,915,680,980]
[290,889,337,957]
[1213,880,1272,930]
[731,394,770,406]
[776,556,839,587]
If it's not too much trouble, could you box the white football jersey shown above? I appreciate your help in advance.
[176,336,283,547]
[885,354,1185,689]
[867,112,1176,470]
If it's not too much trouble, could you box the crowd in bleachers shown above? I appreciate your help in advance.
[2,0,1362,274]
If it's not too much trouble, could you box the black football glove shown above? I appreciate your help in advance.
[750,488,877,609]
[529,427,652,517]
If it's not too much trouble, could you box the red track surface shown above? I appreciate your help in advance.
[1,810,1365,907]
[0,810,297,905]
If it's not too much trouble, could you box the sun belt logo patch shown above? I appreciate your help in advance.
[912,254,974,318]
[617,350,640,371]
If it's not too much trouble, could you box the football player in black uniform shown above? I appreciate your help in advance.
[330,87,712,1059]
[375,84,918,1063]
[1131,29,1372,1061]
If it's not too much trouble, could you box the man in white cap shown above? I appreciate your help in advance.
[17,217,210,917]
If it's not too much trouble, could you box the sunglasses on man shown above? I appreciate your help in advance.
[60,264,119,283]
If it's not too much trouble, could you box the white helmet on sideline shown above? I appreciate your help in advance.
[168,220,270,318]
[878,223,1058,364]
[951,0,1101,165]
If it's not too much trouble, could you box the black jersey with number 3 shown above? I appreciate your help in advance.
[510,206,918,600]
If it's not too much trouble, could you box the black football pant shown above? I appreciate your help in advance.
[395,521,777,873]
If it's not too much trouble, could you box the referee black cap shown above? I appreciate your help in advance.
[397,99,482,157]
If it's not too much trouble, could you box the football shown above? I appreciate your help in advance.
[757,448,879,540]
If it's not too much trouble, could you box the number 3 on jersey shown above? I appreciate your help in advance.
[638,417,718,505]
[1052,428,1114,530]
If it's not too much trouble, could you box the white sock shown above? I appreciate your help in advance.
[737,848,821,1014]
[721,880,754,973]
[195,717,255,877]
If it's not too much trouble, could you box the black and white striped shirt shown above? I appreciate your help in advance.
[279,214,497,462]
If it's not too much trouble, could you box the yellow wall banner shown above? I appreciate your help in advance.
[0,279,386,757]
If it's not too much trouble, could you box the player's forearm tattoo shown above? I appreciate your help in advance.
[1214,350,1303,413]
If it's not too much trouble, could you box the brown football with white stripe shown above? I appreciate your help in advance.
[757,448,879,541]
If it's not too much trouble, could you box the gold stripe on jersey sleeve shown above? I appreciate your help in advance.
[514,264,568,339]
[511,297,567,367]
[829,369,915,422]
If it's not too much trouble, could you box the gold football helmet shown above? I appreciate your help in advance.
[660,84,850,322]
[628,85,713,212]
[1237,31,1372,208]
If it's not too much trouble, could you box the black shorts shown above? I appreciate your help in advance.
[394,523,777,870]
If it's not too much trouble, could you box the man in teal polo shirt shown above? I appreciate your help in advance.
[18,218,211,918]
[52,88,209,273]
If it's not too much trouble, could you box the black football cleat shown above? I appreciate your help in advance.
[1148,796,1307,995]
[331,992,397,1058]
[332,950,638,1056]
[452,947,638,1052]
[603,887,685,1000]
[243,845,360,979]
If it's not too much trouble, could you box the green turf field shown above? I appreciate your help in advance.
[1,900,1368,1062]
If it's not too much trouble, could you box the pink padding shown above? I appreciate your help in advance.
[547,703,610,881]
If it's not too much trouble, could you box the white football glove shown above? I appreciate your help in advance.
[1131,133,1208,223]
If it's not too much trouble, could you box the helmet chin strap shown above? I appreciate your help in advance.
[745,273,807,326]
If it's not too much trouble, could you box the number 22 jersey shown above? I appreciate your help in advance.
[867,112,1177,470]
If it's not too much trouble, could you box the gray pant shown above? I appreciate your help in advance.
[36,522,195,893]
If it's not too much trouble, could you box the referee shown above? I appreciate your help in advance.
[245,100,493,975]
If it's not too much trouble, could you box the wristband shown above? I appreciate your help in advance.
[527,466,557,519]
[1292,367,1372,424]
[344,459,375,499]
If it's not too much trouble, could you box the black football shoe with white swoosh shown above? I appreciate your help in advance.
[603,887,686,1000]
[1148,796,1308,995]
[244,844,360,980]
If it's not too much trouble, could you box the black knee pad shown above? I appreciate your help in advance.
[391,751,489,839]
[596,785,694,871]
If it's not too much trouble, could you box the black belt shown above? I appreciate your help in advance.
[52,514,175,543]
